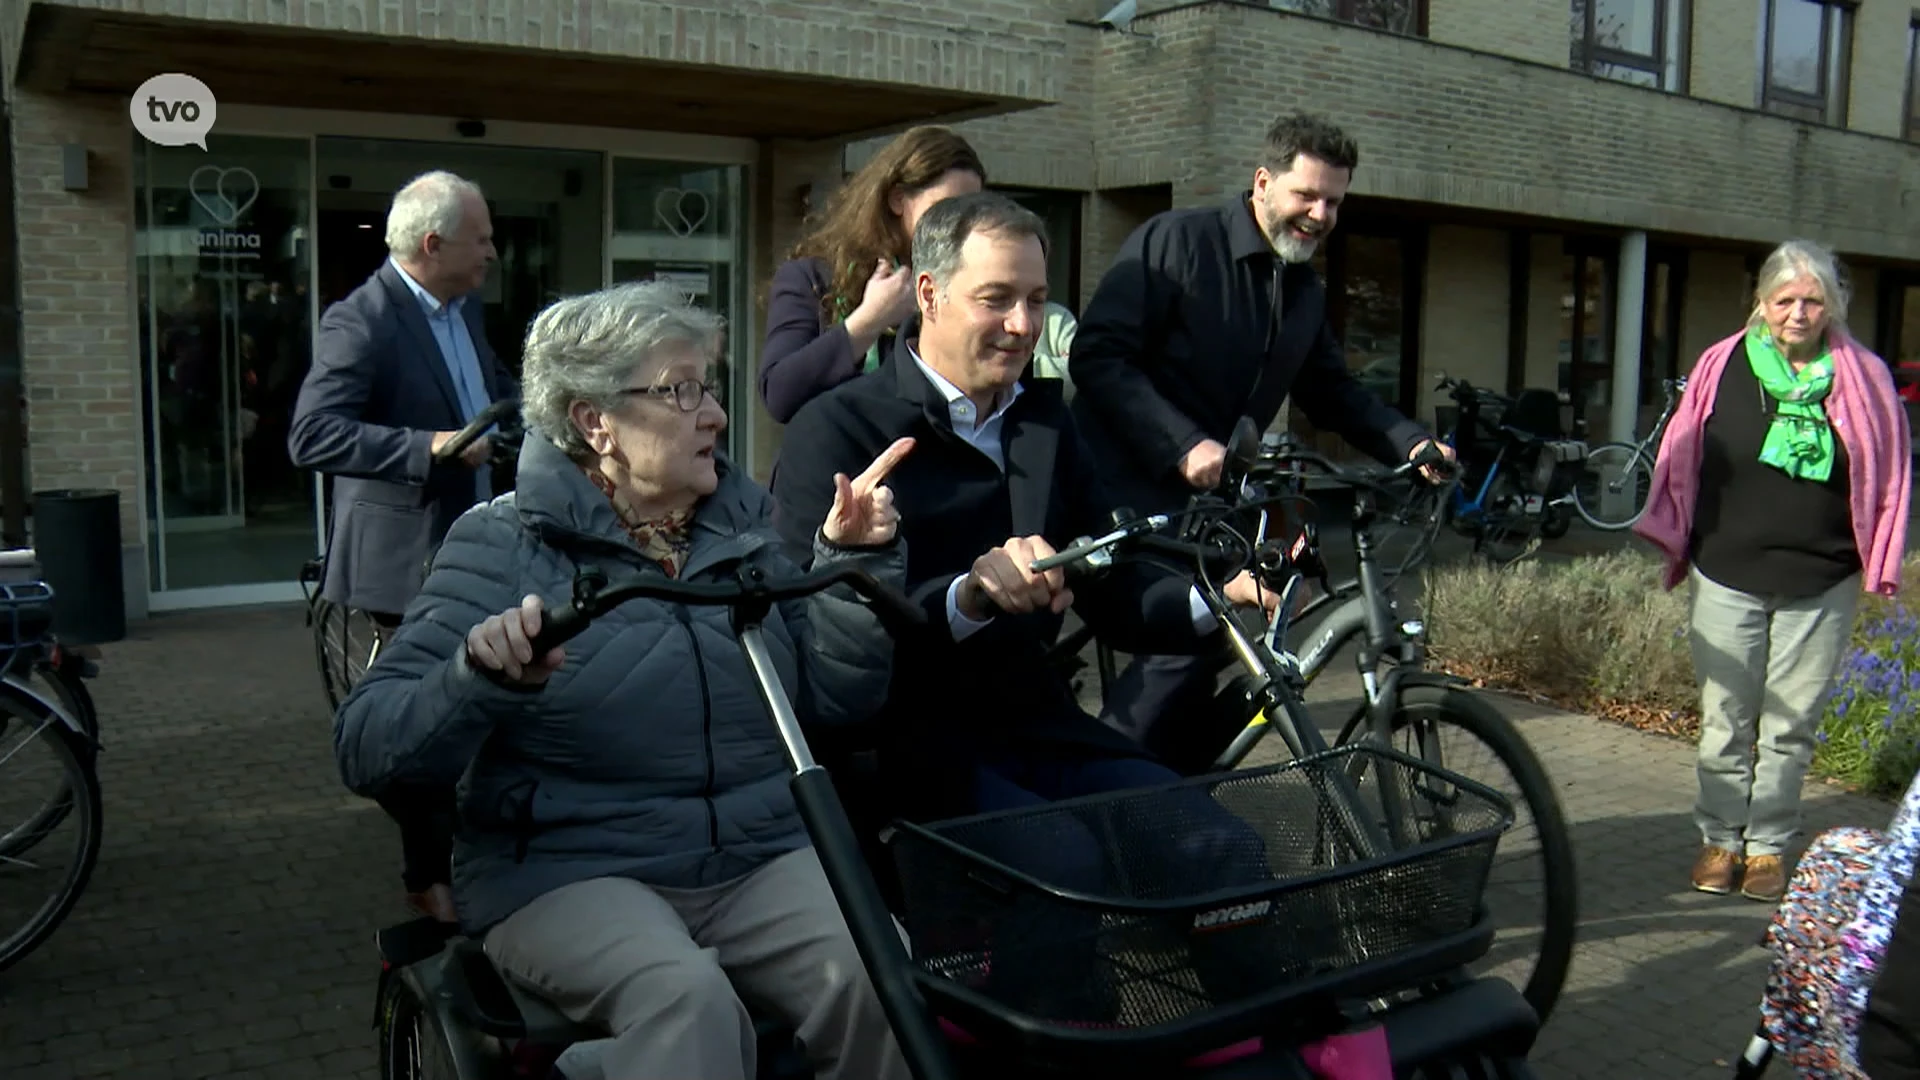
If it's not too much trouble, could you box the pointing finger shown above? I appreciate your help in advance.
[854,437,916,490]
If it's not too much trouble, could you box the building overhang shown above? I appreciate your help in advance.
[14,3,1048,140]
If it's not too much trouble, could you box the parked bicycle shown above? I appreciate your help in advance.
[1426,375,1593,565]
[371,559,1548,1080]
[1046,419,1578,1025]
[0,556,104,974]
[1568,375,1685,531]
[301,399,526,711]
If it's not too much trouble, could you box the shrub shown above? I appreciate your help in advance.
[1421,550,1920,798]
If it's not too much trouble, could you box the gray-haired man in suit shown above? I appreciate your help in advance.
[289,169,516,922]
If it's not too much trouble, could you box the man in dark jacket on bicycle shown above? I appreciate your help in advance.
[1067,112,1452,760]
[770,192,1278,823]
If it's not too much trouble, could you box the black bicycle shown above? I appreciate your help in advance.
[302,399,526,712]
[369,556,1547,1080]
[1042,419,1578,1026]
[0,573,104,974]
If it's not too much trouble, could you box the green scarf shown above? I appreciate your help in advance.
[831,260,892,374]
[1745,325,1836,483]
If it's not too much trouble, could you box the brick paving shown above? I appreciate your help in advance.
[0,600,1898,1079]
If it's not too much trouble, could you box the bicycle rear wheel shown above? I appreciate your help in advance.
[1336,683,1578,1024]
[1572,442,1653,530]
[0,693,103,972]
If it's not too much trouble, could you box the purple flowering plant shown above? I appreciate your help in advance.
[1817,594,1920,795]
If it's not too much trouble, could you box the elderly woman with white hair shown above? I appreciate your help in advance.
[332,279,915,1080]
[1637,239,1911,903]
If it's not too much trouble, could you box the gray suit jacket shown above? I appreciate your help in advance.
[288,261,517,614]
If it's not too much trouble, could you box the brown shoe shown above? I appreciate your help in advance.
[1741,855,1787,902]
[1691,845,1741,894]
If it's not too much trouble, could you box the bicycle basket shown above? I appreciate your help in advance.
[0,578,56,651]
[890,744,1513,1056]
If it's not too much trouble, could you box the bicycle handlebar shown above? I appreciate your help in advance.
[526,562,928,656]
[433,398,522,463]
[1250,436,1455,496]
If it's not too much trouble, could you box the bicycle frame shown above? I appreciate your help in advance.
[1203,476,1438,774]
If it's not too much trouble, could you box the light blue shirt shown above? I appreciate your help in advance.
[392,258,492,499]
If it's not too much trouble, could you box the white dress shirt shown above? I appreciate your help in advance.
[905,347,1221,642]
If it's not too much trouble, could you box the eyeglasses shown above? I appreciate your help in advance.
[621,378,723,413]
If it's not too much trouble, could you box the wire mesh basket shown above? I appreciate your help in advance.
[890,743,1513,1055]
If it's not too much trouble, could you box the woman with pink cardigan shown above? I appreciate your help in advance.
[1635,239,1910,904]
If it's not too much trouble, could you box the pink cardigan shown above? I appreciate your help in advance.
[1633,328,1911,597]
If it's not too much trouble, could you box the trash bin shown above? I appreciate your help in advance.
[32,488,124,644]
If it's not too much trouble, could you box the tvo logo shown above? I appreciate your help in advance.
[131,74,217,151]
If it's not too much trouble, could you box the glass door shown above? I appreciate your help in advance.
[608,158,750,463]
[135,134,318,602]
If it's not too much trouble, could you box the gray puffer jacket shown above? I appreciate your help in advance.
[333,435,904,935]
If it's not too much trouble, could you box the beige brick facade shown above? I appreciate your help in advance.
[1428,0,1568,68]
[10,88,140,546]
[7,0,1920,611]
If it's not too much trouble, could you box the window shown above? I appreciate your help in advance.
[1268,0,1427,37]
[1757,0,1855,126]
[1570,0,1690,91]
[1905,13,1920,141]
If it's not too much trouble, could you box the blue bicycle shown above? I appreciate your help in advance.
[1426,375,1590,566]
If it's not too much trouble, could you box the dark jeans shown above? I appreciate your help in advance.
[1860,873,1920,1079]
[366,610,457,895]
[963,752,1273,1021]
[1099,651,1238,775]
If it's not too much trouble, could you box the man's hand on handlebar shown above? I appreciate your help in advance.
[1179,438,1229,490]
[956,535,1073,621]
[1222,570,1283,616]
[468,594,566,686]
[432,430,492,468]
[1407,438,1457,485]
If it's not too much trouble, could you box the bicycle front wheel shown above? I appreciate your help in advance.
[1572,442,1653,530]
[313,599,383,713]
[1337,683,1578,1025]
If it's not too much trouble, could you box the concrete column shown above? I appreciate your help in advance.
[1610,230,1648,444]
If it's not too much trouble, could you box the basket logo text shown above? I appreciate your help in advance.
[1192,899,1272,933]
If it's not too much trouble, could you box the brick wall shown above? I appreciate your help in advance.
[1169,4,1920,260]
[1686,0,1758,109]
[1418,226,1511,424]
[1845,1,1915,140]
[1426,0,1566,68]
[1523,234,1565,393]
[8,89,141,549]
[1676,250,1750,371]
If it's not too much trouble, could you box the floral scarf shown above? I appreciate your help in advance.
[585,468,693,578]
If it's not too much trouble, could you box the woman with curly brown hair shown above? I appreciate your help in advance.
[758,126,984,423]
